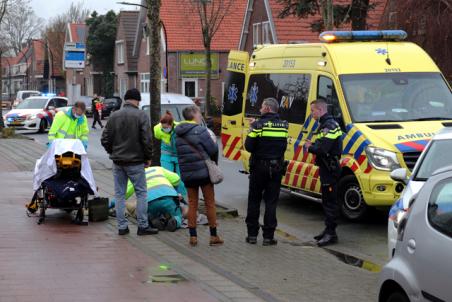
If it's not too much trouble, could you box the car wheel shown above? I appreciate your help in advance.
[38,119,47,133]
[386,291,409,302]
[338,175,369,221]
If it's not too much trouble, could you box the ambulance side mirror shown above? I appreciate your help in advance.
[391,168,408,185]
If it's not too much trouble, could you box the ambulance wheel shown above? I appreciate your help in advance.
[338,175,369,221]
[38,119,47,133]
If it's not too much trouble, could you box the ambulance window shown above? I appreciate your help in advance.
[245,73,310,124]
[222,72,245,116]
[318,76,345,130]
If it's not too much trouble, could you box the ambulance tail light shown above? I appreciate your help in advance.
[319,30,407,43]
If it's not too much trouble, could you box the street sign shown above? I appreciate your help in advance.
[64,42,86,69]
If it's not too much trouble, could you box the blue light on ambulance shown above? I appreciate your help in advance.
[42,93,56,97]
[319,30,407,43]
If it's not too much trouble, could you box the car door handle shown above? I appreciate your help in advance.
[407,239,416,254]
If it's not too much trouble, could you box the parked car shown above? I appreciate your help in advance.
[3,96,69,133]
[379,164,452,302]
[140,93,195,122]
[101,97,122,118]
[387,127,452,258]
[12,90,41,107]
[78,96,94,117]
[1,93,13,110]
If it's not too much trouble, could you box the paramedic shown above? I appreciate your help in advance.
[111,166,186,232]
[48,101,89,150]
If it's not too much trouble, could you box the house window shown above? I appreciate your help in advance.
[119,78,127,99]
[116,41,124,64]
[182,79,198,98]
[262,21,272,44]
[253,23,260,47]
[140,73,150,93]
[146,37,150,56]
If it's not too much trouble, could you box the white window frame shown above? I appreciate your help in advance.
[262,21,272,44]
[140,73,150,93]
[119,78,127,99]
[182,78,198,98]
[116,40,125,64]
[253,23,261,47]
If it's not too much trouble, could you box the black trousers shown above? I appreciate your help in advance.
[321,181,339,235]
[246,163,282,239]
[92,111,103,128]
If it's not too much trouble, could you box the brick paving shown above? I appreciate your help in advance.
[0,139,380,302]
[0,139,253,302]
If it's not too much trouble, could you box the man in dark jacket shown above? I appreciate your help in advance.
[305,98,343,247]
[175,105,223,247]
[245,98,288,246]
[101,88,158,236]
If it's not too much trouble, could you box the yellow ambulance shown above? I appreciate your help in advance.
[221,30,452,220]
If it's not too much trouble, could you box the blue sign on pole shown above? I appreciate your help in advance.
[64,42,86,69]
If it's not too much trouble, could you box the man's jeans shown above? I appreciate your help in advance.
[113,163,149,230]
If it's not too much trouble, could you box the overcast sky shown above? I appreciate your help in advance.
[31,0,141,21]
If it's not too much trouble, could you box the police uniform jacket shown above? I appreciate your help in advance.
[308,114,342,183]
[245,112,288,161]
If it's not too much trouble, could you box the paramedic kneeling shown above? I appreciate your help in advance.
[305,98,343,247]
[111,166,185,232]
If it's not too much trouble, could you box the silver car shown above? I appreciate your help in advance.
[379,165,452,302]
[388,128,452,258]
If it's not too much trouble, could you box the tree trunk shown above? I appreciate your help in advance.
[205,42,212,117]
[0,50,4,129]
[351,0,369,30]
[147,0,162,166]
[326,0,334,30]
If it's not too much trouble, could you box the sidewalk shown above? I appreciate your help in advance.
[0,138,380,302]
[0,139,260,302]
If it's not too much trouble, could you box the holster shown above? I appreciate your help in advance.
[320,155,341,178]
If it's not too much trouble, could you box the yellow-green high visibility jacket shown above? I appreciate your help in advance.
[153,122,179,158]
[125,166,183,203]
[48,109,89,149]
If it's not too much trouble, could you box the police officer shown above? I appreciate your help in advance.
[245,98,288,246]
[305,98,343,247]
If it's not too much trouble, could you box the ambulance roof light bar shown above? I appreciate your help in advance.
[319,30,407,43]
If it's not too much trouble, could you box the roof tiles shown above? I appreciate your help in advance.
[161,0,248,51]
[269,0,388,43]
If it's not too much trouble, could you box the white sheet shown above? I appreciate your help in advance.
[33,139,98,196]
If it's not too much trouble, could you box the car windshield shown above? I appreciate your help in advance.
[16,98,47,109]
[340,73,452,123]
[414,139,452,181]
[22,92,40,99]
[142,104,191,122]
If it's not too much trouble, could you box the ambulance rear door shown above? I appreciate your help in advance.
[221,51,249,161]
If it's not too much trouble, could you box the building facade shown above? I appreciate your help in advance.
[112,0,247,114]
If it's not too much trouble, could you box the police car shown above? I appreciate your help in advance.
[4,95,69,133]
